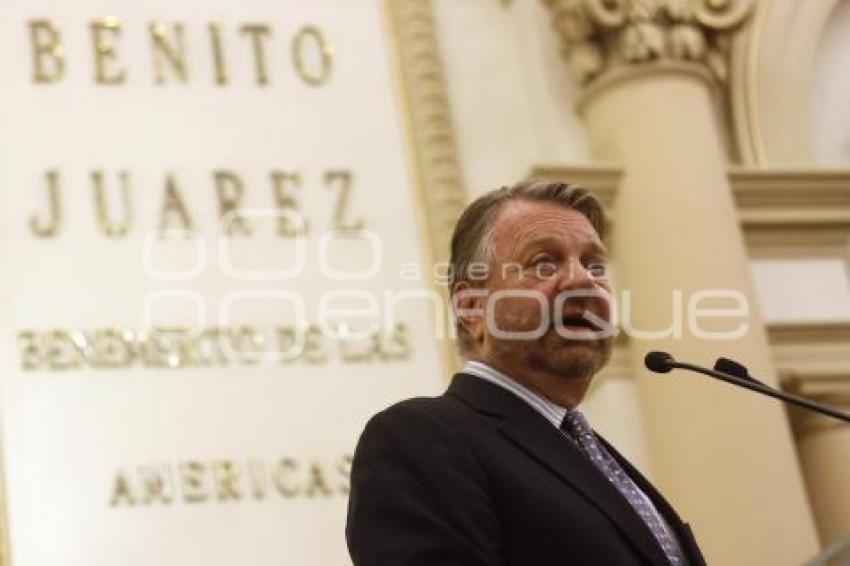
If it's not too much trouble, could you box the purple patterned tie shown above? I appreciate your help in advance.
[561,409,685,566]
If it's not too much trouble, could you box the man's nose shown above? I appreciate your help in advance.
[556,257,595,290]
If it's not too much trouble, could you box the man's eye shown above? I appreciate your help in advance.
[529,255,554,267]
[529,256,558,277]
[586,261,609,279]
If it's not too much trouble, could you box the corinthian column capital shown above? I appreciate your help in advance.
[541,0,754,88]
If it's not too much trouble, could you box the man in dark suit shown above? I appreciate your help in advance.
[346,180,706,565]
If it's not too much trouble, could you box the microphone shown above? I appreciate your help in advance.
[714,357,766,387]
[644,351,850,423]
[644,351,675,373]
[713,356,748,378]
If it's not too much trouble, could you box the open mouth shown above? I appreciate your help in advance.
[560,313,602,332]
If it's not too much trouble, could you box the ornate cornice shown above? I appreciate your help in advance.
[768,322,850,435]
[729,168,850,256]
[530,164,850,257]
[531,163,620,209]
[540,0,754,89]
[769,322,850,387]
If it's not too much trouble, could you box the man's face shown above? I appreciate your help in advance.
[463,199,614,381]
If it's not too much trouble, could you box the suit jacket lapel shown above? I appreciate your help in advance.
[449,374,673,566]
[601,437,706,566]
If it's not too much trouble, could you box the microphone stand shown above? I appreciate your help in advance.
[651,355,850,424]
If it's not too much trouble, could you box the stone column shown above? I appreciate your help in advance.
[540,1,820,564]
[584,341,656,474]
[791,383,850,547]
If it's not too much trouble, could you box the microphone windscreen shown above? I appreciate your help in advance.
[714,357,749,379]
[644,351,674,373]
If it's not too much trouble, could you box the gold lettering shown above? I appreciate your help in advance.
[45,329,87,370]
[91,328,134,368]
[270,169,305,237]
[198,327,231,366]
[30,169,62,238]
[92,170,132,237]
[140,327,194,369]
[149,22,187,84]
[292,25,333,86]
[324,170,363,230]
[377,322,411,361]
[139,466,173,505]
[303,325,329,364]
[175,330,205,368]
[304,461,333,498]
[15,321,413,373]
[18,331,42,371]
[208,23,228,85]
[29,20,65,83]
[240,24,272,85]
[110,471,137,506]
[276,324,328,364]
[212,460,241,501]
[159,174,194,231]
[214,170,252,236]
[272,458,300,497]
[337,454,353,495]
[178,461,209,503]
[228,326,263,364]
[90,18,126,85]
[276,325,301,363]
[340,327,375,363]
[246,460,267,500]
[136,330,168,368]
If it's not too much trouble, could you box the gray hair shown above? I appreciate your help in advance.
[448,179,607,355]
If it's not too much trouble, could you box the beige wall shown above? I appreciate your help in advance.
[432,0,590,193]
[751,258,850,322]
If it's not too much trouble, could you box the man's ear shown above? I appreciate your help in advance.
[452,281,486,342]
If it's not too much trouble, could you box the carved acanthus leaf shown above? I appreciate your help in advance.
[568,42,605,83]
[620,22,666,62]
[541,0,753,86]
[668,24,706,60]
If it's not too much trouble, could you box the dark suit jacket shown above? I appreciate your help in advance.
[346,373,706,566]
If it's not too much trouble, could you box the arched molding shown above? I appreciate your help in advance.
[731,0,843,166]
[384,0,469,374]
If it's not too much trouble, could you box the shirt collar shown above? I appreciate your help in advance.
[462,360,586,430]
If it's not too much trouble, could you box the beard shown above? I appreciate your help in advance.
[526,328,612,380]
[487,298,614,381]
